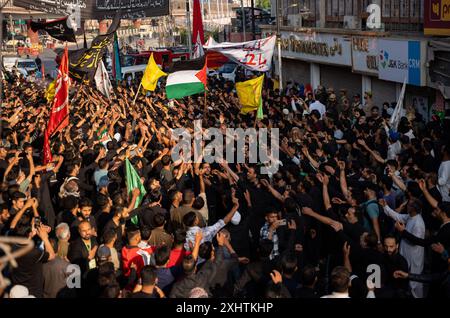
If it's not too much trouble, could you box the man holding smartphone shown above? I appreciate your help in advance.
[260,211,283,260]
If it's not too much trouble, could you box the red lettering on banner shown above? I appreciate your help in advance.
[243,53,257,66]
[258,54,267,66]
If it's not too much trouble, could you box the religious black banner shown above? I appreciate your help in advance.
[68,12,120,83]
[29,17,77,43]
[13,0,169,20]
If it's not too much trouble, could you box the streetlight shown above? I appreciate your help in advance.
[186,0,192,56]
[241,0,246,41]
[275,0,282,91]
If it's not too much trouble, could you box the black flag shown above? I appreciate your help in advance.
[69,12,121,83]
[30,17,77,43]
[83,30,88,49]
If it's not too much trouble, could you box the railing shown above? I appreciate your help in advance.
[282,0,423,32]
[0,0,14,8]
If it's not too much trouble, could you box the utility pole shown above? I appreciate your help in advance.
[241,0,246,41]
[0,0,12,139]
[276,0,283,91]
[250,0,255,40]
[9,14,14,53]
[186,0,192,57]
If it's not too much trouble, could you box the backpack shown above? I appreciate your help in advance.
[364,201,391,237]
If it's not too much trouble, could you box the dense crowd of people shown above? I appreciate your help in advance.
[0,66,449,299]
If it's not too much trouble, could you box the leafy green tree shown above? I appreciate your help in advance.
[256,0,271,10]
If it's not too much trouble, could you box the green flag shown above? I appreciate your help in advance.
[257,96,264,120]
[125,158,147,224]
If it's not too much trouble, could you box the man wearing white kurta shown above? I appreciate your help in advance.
[382,200,425,298]
[437,146,450,202]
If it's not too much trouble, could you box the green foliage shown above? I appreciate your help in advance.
[256,0,271,10]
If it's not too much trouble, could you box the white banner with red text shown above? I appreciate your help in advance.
[204,36,276,72]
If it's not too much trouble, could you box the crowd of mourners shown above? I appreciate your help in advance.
[0,65,449,299]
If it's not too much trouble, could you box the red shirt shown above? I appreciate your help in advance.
[121,245,154,277]
[167,247,191,268]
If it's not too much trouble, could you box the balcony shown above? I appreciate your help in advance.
[281,0,423,33]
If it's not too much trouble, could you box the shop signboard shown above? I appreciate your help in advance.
[378,39,427,86]
[279,31,352,67]
[351,36,378,76]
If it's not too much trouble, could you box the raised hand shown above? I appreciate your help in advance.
[394,221,406,232]
[287,219,297,230]
[260,179,270,188]
[343,241,351,258]
[418,179,426,191]
[270,270,283,284]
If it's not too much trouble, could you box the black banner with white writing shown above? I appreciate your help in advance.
[13,0,169,20]
[68,12,120,83]
[30,17,77,43]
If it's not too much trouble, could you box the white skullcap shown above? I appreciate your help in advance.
[9,285,34,298]
[231,211,241,225]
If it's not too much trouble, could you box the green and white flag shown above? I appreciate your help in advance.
[165,56,207,99]
[125,158,146,224]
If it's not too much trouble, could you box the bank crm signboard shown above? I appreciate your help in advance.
[424,0,450,36]
[378,39,426,86]
[280,31,352,67]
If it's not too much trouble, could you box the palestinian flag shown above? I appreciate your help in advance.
[166,56,207,99]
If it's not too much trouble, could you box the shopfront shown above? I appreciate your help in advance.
[262,26,432,119]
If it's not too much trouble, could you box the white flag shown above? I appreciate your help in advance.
[204,36,276,72]
[94,61,112,99]
[390,78,407,131]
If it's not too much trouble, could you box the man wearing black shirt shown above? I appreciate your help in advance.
[398,201,450,291]
[0,145,8,181]
[101,206,128,251]
[0,203,10,235]
[383,235,409,293]
[67,221,98,275]
[10,223,56,298]
[136,189,169,229]
[9,191,26,217]
[56,196,79,238]
[94,194,113,235]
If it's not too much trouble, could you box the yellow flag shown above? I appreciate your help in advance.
[44,79,56,103]
[141,53,167,91]
[236,75,264,114]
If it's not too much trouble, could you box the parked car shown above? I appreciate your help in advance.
[209,62,237,82]
[16,59,38,75]
[121,64,147,80]
[2,56,19,72]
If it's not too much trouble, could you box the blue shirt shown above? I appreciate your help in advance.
[94,169,108,187]
[361,199,380,232]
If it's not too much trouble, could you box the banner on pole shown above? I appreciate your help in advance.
[204,36,276,72]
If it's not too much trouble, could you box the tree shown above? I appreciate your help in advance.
[256,0,271,10]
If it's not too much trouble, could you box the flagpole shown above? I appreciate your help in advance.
[133,81,143,105]
[186,0,193,58]
[203,90,208,119]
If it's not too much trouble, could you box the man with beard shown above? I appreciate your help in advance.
[68,221,98,275]
[383,235,409,295]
